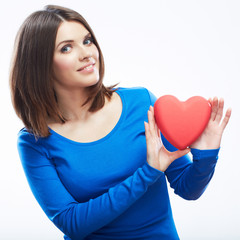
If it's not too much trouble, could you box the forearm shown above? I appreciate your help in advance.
[49,163,163,239]
[169,148,219,200]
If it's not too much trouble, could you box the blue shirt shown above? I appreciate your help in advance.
[17,87,219,240]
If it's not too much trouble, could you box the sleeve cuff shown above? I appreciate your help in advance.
[191,148,220,161]
[141,162,164,184]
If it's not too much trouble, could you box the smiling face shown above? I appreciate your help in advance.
[53,21,100,92]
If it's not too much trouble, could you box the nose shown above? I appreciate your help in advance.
[78,45,93,61]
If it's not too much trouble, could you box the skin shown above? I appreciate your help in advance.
[50,21,232,172]
[145,101,232,172]
[49,21,122,143]
[53,20,100,114]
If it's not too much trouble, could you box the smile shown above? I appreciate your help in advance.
[83,64,94,70]
[78,62,96,72]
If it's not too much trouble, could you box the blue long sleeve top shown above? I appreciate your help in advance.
[17,87,219,240]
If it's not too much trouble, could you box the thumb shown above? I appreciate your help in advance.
[170,148,190,161]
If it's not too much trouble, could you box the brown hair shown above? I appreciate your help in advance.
[9,5,117,137]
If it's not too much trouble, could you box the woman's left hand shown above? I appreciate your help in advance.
[190,97,232,150]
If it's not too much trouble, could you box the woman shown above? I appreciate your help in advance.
[10,5,231,240]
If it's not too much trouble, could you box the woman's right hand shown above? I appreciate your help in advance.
[144,106,190,172]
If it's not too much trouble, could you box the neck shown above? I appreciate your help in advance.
[55,87,92,122]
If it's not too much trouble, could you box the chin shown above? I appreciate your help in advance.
[85,78,100,88]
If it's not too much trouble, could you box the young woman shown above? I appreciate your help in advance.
[9,5,231,240]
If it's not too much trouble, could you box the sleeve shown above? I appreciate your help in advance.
[146,88,220,200]
[162,135,219,200]
[17,131,163,240]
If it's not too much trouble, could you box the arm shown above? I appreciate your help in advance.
[18,132,163,240]
[166,96,231,200]
[163,135,219,200]
[145,89,231,200]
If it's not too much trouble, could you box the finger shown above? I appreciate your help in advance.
[145,121,163,157]
[147,110,155,137]
[215,98,224,124]
[210,97,218,121]
[148,107,158,138]
[220,107,232,131]
[150,106,160,137]
[208,98,212,106]
[144,121,151,143]
[157,126,160,138]
[169,148,190,162]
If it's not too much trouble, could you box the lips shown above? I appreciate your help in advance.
[77,62,95,71]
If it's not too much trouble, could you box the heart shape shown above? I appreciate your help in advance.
[154,95,211,150]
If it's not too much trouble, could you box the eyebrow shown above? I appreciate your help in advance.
[56,32,92,49]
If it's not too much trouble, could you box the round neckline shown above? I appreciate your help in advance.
[49,89,125,146]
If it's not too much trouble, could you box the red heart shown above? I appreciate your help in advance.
[154,95,211,150]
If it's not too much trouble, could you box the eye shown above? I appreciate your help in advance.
[84,36,94,45]
[61,44,72,53]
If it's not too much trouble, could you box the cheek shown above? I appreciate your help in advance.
[93,48,100,70]
[53,56,76,72]
[93,46,99,61]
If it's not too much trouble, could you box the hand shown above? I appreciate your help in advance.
[144,106,190,172]
[190,97,232,150]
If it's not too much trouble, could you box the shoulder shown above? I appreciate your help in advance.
[116,86,148,95]
[116,86,157,105]
[18,128,35,142]
[17,128,44,151]
[17,127,51,159]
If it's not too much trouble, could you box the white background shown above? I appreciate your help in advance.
[1,0,239,239]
